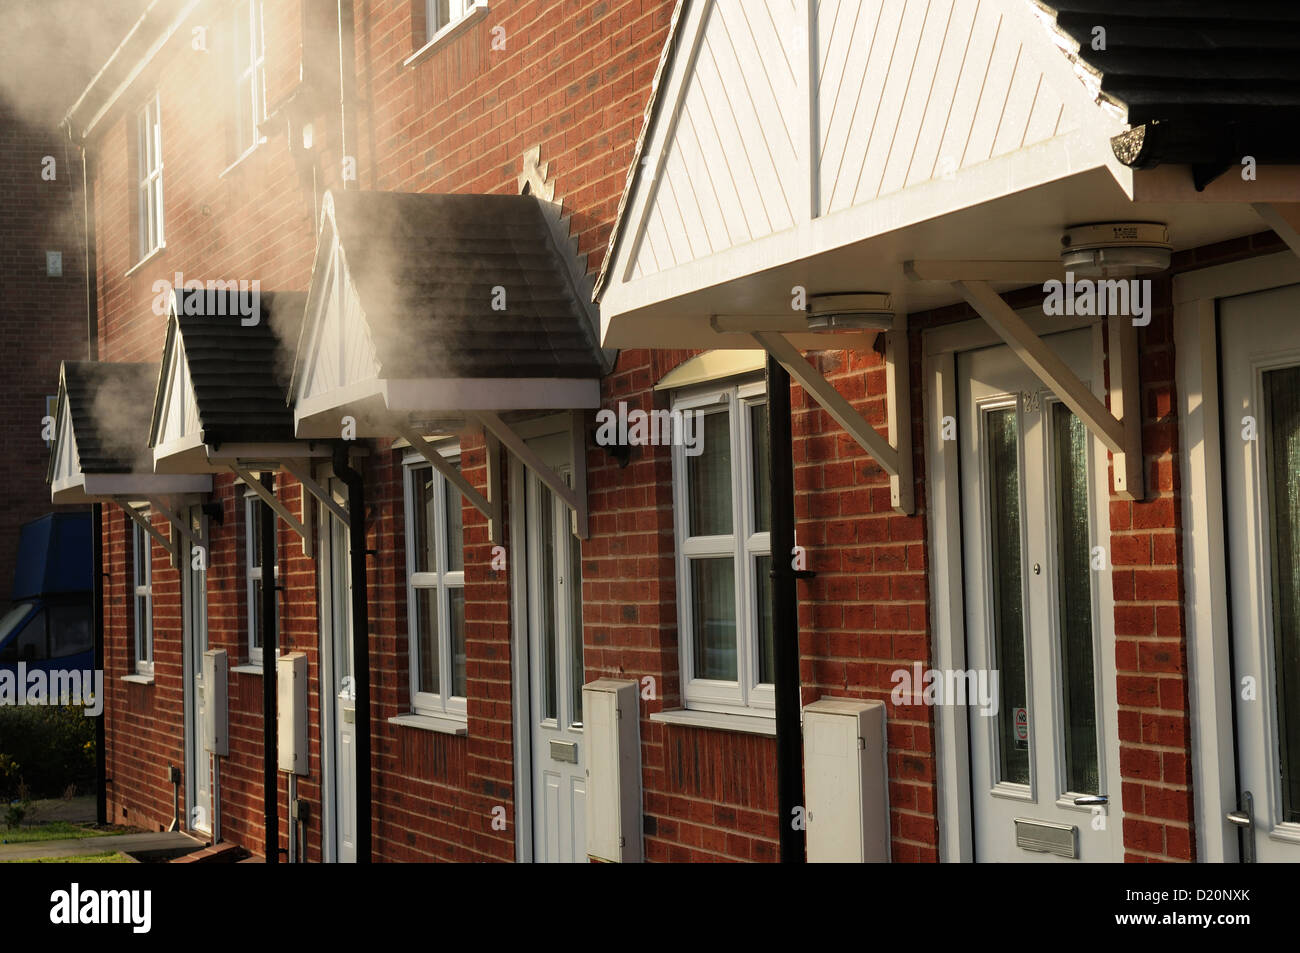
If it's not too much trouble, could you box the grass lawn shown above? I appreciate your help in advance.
[0,821,114,844]
[7,851,132,863]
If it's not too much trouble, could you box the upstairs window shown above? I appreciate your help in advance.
[672,380,773,715]
[404,448,467,718]
[232,0,267,156]
[135,94,164,260]
[425,0,483,39]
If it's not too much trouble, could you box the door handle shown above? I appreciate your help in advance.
[1225,791,1255,863]
[1073,795,1107,806]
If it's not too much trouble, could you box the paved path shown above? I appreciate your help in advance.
[0,830,203,861]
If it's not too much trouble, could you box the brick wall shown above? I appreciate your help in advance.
[0,104,89,604]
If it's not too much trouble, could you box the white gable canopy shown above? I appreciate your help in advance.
[149,288,327,473]
[290,189,607,440]
[48,361,211,505]
[595,0,1296,348]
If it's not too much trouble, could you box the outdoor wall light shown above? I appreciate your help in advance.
[1060,222,1171,277]
[805,292,895,331]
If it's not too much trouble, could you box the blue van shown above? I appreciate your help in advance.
[0,513,93,673]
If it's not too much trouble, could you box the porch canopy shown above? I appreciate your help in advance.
[148,288,342,554]
[48,360,211,562]
[290,189,609,538]
[596,0,1300,510]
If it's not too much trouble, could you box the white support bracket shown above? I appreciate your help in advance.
[283,459,350,530]
[231,466,313,557]
[752,329,914,515]
[148,495,200,568]
[474,411,589,539]
[1252,203,1300,260]
[954,279,1145,500]
[394,423,502,545]
[118,501,177,567]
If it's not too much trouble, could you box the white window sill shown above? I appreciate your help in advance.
[650,708,776,737]
[124,243,166,278]
[231,663,266,675]
[403,3,489,69]
[388,712,468,736]
[219,138,267,179]
[121,673,155,686]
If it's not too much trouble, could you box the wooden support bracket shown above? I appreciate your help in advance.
[230,466,313,556]
[118,501,177,567]
[283,460,350,526]
[1252,203,1300,260]
[752,329,914,515]
[475,411,589,539]
[394,423,501,545]
[954,279,1145,500]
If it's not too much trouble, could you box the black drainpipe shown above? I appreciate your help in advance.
[71,121,106,827]
[332,444,370,862]
[260,472,279,862]
[767,354,805,862]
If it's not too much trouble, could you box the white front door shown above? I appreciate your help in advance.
[320,478,357,863]
[183,506,212,835]
[1220,284,1300,862]
[958,328,1122,861]
[520,436,587,862]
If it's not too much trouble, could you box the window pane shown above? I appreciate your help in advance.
[430,0,450,30]
[691,557,736,681]
[539,489,557,720]
[411,469,436,573]
[1264,365,1300,823]
[755,554,774,684]
[569,529,584,724]
[249,501,262,568]
[1052,404,1099,794]
[986,407,1029,785]
[449,588,466,698]
[251,577,263,651]
[234,3,250,74]
[688,410,732,536]
[444,477,463,572]
[751,402,771,532]
[415,587,439,695]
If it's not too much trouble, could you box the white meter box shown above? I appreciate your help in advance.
[803,697,889,862]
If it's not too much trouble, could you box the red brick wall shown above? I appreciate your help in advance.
[0,105,89,604]
[87,0,676,861]
[83,0,1280,864]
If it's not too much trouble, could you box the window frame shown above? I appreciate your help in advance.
[403,445,467,719]
[232,0,267,159]
[245,490,279,666]
[671,378,773,715]
[135,93,165,261]
[425,0,475,37]
[132,516,154,676]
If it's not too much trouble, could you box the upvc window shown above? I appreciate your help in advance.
[232,0,267,156]
[672,380,773,714]
[132,518,154,675]
[245,492,279,665]
[425,0,479,37]
[404,448,467,717]
[135,94,164,259]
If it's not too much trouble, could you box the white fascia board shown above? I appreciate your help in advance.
[601,130,1118,343]
[384,377,601,412]
[81,472,212,498]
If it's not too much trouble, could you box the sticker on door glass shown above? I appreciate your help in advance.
[1014,707,1029,749]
